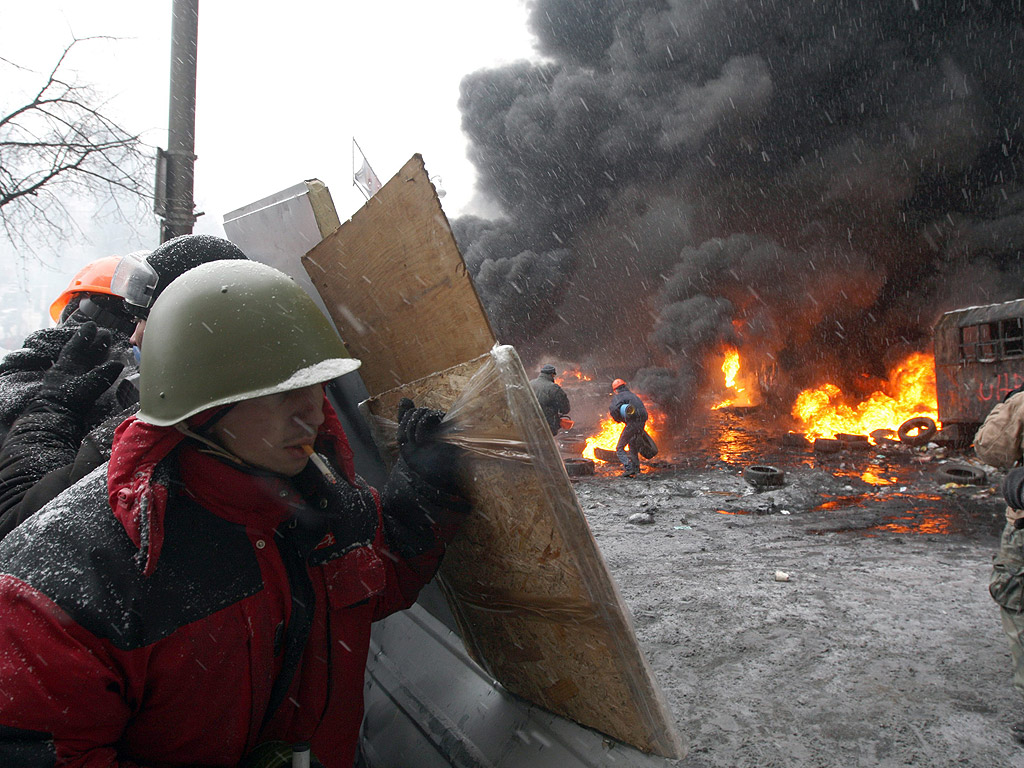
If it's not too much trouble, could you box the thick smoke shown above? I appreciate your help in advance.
[453,0,1024,419]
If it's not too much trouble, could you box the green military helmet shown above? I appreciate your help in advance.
[137,259,361,426]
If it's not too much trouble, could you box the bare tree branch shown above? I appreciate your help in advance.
[0,36,154,257]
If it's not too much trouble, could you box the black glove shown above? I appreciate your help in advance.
[1005,467,1024,511]
[396,397,463,496]
[0,326,77,375]
[37,321,124,411]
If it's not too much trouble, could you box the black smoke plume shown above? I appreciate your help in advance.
[452,0,1024,419]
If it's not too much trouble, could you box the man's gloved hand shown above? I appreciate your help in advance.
[397,397,463,496]
[1005,467,1024,511]
[0,326,77,375]
[38,321,124,411]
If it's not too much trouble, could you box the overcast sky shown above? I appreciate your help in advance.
[1,1,536,330]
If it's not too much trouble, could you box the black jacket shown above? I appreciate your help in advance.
[529,373,571,434]
[610,387,648,425]
[0,377,137,541]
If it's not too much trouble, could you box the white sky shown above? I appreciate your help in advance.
[0,1,537,330]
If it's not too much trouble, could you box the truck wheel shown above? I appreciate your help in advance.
[898,416,937,446]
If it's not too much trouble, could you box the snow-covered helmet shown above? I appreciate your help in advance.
[111,234,248,319]
[136,260,360,426]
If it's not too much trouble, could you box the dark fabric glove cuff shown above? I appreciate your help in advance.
[1004,466,1024,510]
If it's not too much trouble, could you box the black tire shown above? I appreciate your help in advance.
[564,457,595,476]
[636,431,659,459]
[836,433,869,443]
[934,463,987,485]
[743,464,786,487]
[593,447,618,463]
[814,438,842,453]
[898,416,937,446]
[559,438,587,455]
[782,432,810,447]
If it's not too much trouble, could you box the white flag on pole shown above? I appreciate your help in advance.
[352,139,382,198]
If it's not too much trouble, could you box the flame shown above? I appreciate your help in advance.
[791,351,938,441]
[583,405,665,461]
[712,346,757,409]
[554,367,593,386]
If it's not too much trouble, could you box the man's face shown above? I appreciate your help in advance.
[130,319,146,348]
[210,384,325,476]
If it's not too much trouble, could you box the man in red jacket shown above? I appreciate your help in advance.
[0,259,468,767]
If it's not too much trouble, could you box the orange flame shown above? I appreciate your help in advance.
[791,351,938,441]
[583,405,665,461]
[554,367,593,386]
[712,346,757,409]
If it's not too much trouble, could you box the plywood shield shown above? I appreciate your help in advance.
[304,155,496,395]
[303,155,684,758]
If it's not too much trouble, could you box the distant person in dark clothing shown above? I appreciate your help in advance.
[610,378,648,477]
[530,364,571,436]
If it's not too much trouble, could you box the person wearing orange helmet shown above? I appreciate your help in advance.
[0,255,138,444]
[48,254,139,335]
[0,236,250,543]
[609,378,649,477]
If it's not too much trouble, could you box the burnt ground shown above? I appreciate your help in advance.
[565,409,1021,768]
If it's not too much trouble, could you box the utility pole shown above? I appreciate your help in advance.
[158,0,200,242]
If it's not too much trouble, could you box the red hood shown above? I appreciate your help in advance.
[108,396,357,576]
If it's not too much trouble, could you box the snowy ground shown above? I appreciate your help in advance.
[568,411,1023,768]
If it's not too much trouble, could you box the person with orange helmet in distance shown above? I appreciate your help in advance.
[0,254,138,444]
[609,378,649,477]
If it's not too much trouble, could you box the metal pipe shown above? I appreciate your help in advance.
[161,0,199,242]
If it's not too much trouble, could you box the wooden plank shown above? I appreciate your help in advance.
[303,155,496,396]
[363,346,685,759]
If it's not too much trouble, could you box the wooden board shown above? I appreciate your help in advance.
[303,155,496,396]
[303,155,684,758]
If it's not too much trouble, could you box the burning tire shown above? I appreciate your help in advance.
[743,464,786,488]
[782,432,810,448]
[813,438,842,453]
[870,428,898,445]
[837,433,872,451]
[563,457,595,477]
[897,416,937,446]
[593,447,618,463]
[934,463,987,486]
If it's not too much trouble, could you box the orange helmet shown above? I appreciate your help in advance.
[49,255,123,322]
[611,378,627,392]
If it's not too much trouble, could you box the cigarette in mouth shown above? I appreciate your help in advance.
[302,445,337,484]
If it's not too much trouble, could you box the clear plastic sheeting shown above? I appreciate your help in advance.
[368,352,534,463]
[361,344,686,759]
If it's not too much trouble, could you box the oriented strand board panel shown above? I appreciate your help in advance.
[303,155,495,396]
[363,346,684,758]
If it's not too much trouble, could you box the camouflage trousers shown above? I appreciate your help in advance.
[994,519,1024,700]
